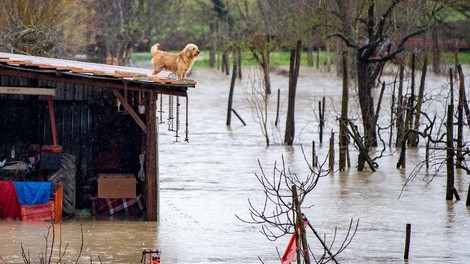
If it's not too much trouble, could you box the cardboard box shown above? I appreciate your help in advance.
[97,174,136,198]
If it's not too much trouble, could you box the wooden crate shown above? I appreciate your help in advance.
[21,201,55,221]
[19,183,63,222]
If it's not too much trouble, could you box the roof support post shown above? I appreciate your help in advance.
[145,91,158,221]
[45,95,59,146]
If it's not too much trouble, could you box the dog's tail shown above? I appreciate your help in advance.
[150,43,160,56]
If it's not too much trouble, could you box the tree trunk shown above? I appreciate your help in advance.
[432,25,441,74]
[292,186,310,264]
[284,40,302,146]
[339,52,349,171]
[356,57,376,170]
[395,63,405,147]
[307,43,314,67]
[262,37,272,95]
[409,52,428,147]
[209,20,217,68]
[226,52,238,126]
[446,105,454,200]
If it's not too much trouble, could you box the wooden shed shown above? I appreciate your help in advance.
[0,52,195,221]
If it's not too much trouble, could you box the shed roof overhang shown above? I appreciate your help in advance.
[0,52,195,96]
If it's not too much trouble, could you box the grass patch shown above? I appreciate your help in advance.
[442,51,470,65]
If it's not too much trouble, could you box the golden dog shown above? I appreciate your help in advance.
[150,43,200,80]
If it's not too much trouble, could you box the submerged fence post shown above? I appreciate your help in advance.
[312,140,317,168]
[339,51,349,171]
[329,131,335,171]
[275,89,280,127]
[319,98,325,144]
[404,223,411,260]
[446,104,455,201]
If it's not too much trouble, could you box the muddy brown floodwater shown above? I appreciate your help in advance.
[1,64,469,264]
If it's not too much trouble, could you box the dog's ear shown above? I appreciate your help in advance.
[185,46,192,57]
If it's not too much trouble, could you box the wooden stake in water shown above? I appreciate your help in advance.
[319,99,325,144]
[404,223,411,260]
[312,140,316,168]
[446,104,454,201]
[275,89,280,127]
[339,51,349,171]
[329,131,335,171]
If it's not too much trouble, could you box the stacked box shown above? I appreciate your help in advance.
[98,174,136,198]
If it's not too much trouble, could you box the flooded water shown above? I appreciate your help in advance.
[1,65,470,264]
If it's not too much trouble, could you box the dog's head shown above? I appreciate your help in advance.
[184,43,200,58]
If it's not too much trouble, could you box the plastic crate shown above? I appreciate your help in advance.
[20,201,55,221]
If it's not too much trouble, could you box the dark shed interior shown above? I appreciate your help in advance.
[0,53,195,220]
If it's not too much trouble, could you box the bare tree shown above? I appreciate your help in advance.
[321,0,443,170]
[237,148,358,263]
[243,68,271,146]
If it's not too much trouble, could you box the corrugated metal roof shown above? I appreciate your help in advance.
[0,52,196,88]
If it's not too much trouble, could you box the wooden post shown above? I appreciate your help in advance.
[319,97,325,144]
[329,131,335,171]
[389,73,396,148]
[409,52,428,147]
[446,104,454,201]
[319,100,323,144]
[339,51,348,171]
[466,183,470,206]
[456,65,470,128]
[316,46,321,69]
[406,53,415,148]
[292,186,310,264]
[226,52,238,126]
[457,74,464,168]
[312,140,316,168]
[231,109,246,126]
[397,97,413,169]
[145,91,158,221]
[404,223,411,260]
[395,63,405,147]
[275,89,280,127]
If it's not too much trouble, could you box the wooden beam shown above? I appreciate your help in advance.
[0,86,55,96]
[45,95,59,146]
[112,89,147,134]
[145,91,158,221]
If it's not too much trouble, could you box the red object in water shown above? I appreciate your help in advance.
[141,249,160,264]
[281,220,308,264]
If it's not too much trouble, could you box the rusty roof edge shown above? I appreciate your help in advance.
[0,63,190,97]
[0,52,155,76]
[0,52,196,89]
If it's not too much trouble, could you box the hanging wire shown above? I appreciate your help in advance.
[185,96,189,142]
[174,96,180,142]
[168,95,174,131]
[158,93,164,124]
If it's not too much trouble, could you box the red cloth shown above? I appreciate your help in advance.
[281,220,308,264]
[0,181,22,219]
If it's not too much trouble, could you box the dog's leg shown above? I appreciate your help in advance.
[152,66,164,76]
[175,71,184,80]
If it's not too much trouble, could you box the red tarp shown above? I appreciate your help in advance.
[0,181,22,219]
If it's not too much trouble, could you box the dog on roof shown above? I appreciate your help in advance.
[150,43,200,80]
